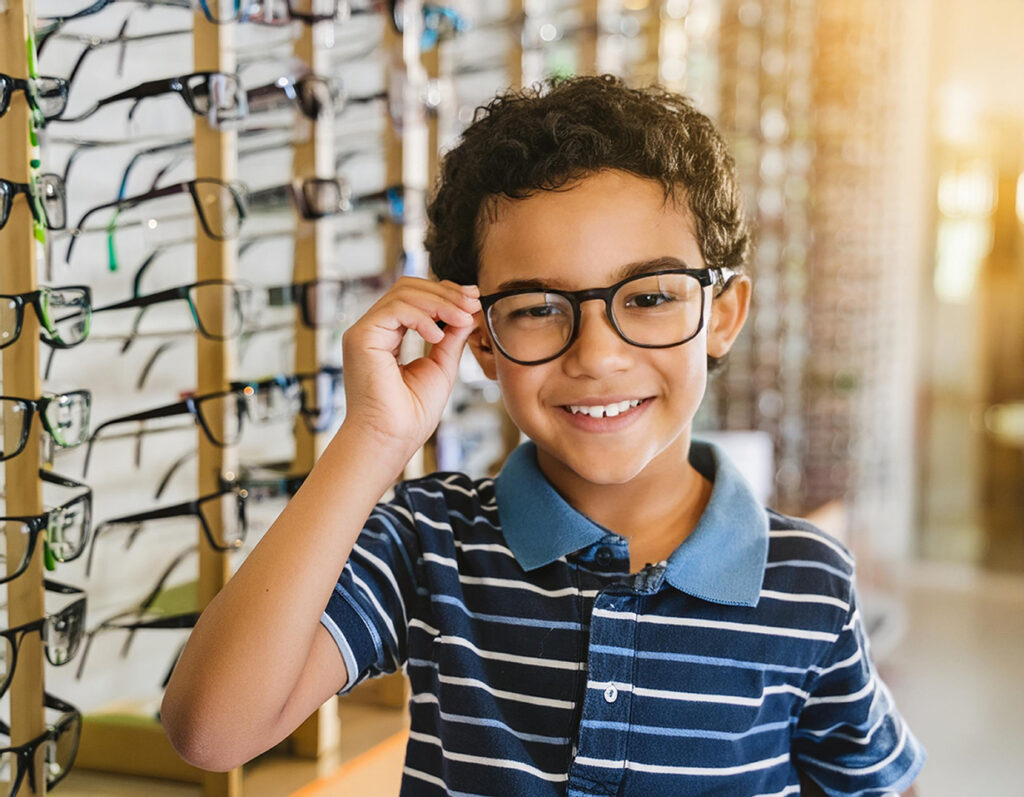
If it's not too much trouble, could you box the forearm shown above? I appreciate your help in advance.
[160,423,408,765]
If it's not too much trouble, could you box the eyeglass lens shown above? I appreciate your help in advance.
[186,282,248,340]
[36,713,81,790]
[0,521,35,584]
[0,297,21,349]
[198,491,246,549]
[194,390,248,446]
[43,392,90,448]
[191,180,244,240]
[28,77,69,120]
[34,174,67,229]
[39,287,91,347]
[486,272,706,364]
[0,400,31,461]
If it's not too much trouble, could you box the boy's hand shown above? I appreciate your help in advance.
[340,276,481,465]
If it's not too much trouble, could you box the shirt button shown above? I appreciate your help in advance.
[603,684,618,703]
[595,547,614,568]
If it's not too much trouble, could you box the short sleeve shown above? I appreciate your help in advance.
[319,483,423,694]
[793,586,926,796]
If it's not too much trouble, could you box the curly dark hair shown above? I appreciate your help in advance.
[425,74,750,288]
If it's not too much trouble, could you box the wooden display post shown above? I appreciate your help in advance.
[287,6,342,761]
[1,3,47,794]
[192,12,243,797]
[76,8,242,797]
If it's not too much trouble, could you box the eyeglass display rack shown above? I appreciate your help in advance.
[1,0,50,793]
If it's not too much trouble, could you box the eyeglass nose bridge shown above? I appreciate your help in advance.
[560,284,632,351]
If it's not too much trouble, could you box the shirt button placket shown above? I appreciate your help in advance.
[569,591,634,797]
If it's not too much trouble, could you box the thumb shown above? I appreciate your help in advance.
[426,321,474,384]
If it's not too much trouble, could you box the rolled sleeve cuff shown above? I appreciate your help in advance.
[319,586,381,695]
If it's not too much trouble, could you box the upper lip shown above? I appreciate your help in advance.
[559,396,649,406]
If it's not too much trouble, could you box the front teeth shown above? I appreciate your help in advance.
[568,399,642,418]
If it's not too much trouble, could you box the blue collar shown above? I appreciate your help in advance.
[493,439,769,607]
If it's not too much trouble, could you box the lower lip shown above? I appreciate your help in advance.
[558,399,652,432]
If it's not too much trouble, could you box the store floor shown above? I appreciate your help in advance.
[60,562,1024,797]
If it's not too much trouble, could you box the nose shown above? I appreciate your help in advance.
[560,299,633,378]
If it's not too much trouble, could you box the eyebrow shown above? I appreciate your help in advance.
[493,256,692,293]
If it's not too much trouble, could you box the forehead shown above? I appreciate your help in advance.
[476,170,702,291]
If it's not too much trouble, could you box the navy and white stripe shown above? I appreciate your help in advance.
[321,439,925,796]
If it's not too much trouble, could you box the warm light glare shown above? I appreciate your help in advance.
[937,166,996,218]
[933,218,993,303]
[938,83,980,145]
[1017,173,1024,225]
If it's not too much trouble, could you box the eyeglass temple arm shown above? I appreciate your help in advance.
[118,137,192,201]
[39,467,90,493]
[65,183,189,261]
[86,499,196,574]
[92,283,188,314]
[154,448,197,500]
[136,339,184,391]
[82,398,191,477]
[248,182,292,209]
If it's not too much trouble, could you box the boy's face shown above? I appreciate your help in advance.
[470,170,750,490]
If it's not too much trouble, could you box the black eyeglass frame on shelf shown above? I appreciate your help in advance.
[86,486,248,576]
[478,266,738,366]
[0,174,67,231]
[0,469,93,584]
[0,390,92,463]
[64,178,248,263]
[81,384,256,477]
[0,691,81,797]
[0,72,69,121]
[55,70,247,127]
[0,285,92,351]
[0,580,87,699]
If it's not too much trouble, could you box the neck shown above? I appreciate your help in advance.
[535,434,712,568]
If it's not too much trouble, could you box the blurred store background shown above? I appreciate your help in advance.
[2,0,1022,794]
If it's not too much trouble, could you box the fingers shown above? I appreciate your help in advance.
[357,278,480,350]
[426,312,477,378]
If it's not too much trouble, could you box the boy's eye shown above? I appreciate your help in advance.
[509,301,567,320]
[624,291,677,309]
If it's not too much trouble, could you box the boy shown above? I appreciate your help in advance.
[163,76,924,796]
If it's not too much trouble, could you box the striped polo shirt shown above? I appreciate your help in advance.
[320,439,925,796]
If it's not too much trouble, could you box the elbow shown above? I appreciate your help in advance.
[161,690,249,773]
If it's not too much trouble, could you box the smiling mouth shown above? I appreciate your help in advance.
[562,398,650,419]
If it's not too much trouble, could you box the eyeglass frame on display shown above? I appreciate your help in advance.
[80,383,264,477]
[0,390,92,463]
[478,266,738,366]
[35,0,191,52]
[0,692,81,797]
[0,470,94,584]
[0,72,69,121]
[0,174,67,231]
[64,177,248,262]
[0,285,92,350]
[76,543,197,678]
[54,70,248,128]
[0,580,87,699]
[86,485,249,575]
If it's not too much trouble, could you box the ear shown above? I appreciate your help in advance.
[706,274,752,359]
[466,317,498,380]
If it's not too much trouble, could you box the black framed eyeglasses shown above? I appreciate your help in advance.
[479,266,737,366]
[87,486,248,575]
[0,391,91,463]
[248,176,351,220]
[0,580,87,699]
[56,70,247,127]
[0,692,81,797]
[0,174,67,231]
[89,279,253,346]
[65,178,248,263]
[1,470,93,584]
[0,73,69,121]
[81,384,263,477]
[0,286,92,351]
